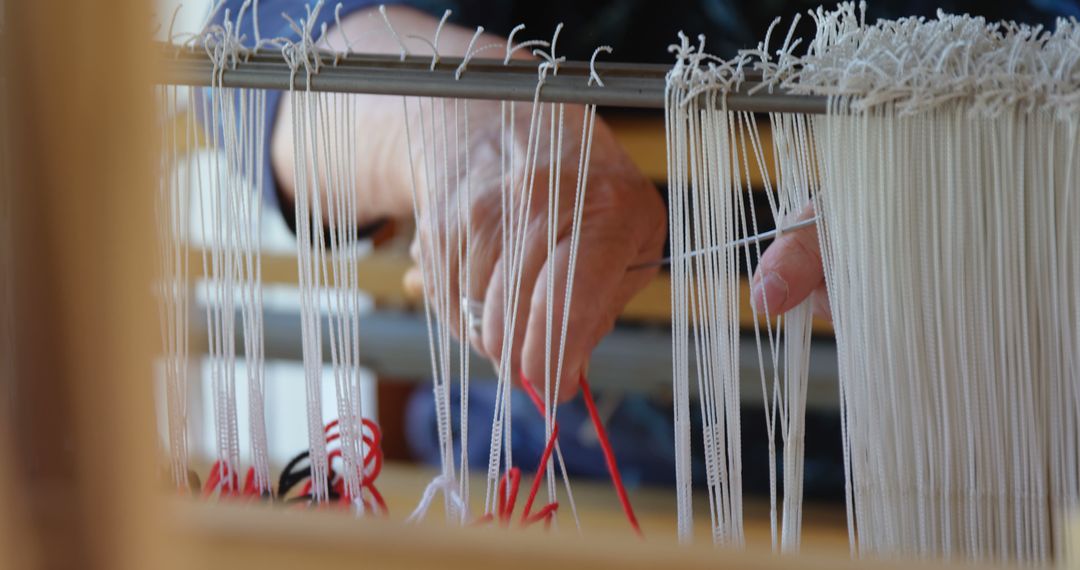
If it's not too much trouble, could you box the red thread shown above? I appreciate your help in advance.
[497,467,522,524]
[472,434,560,530]
[519,373,642,538]
[302,418,388,514]
[579,375,642,538]
[202,460,239,499]
[241,467,263,497]
[472,377,562,529]
[519,423,559,525]
[203,464,262,500]
[471,383,561,530]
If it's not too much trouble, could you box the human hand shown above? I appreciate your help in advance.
[750,202,831,320]
[272,6,666,401]
[403,104,666,402]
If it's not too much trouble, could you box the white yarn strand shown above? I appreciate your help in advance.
[156,83,192,490]
[798,8,1080,562]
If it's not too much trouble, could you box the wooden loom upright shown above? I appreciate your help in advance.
[3,2,1080,569]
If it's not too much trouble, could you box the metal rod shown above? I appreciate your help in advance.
[157,45,829,113]
[629,216,819,271]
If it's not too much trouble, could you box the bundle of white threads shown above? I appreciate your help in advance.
[665,3,1080,564]
[282,2,335,502]
[802,7,1080,563]
[196,14,270,494]
[156,82,193,491]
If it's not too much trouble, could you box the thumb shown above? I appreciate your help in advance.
[750,206,824,316]
[403,265,425,300]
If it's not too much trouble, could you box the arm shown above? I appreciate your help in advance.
[270,6,667,401]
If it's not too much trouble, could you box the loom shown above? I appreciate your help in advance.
[3,1,1080,568]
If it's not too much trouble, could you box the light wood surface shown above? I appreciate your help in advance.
[171,495,969,570]
[342,462,852,554]
[4,1,165,569]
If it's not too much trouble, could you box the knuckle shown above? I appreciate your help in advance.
[789,231,824,268]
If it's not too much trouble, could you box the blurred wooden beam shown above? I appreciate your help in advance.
[174,500,968,570]
[4,1,163,568]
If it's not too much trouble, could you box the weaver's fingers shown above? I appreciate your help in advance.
[403,264,424,299]
[521,219,663,403]
[751,205,824,316]
[432,192,506,359]
[403,237,425,298]
[405,229,468,341]
[480,226,549,380]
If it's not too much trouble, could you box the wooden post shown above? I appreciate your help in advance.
[3,1,163,568]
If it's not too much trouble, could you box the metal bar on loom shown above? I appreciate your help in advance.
[156,45,830,114]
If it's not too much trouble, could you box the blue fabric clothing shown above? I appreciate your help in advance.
[405,380,679,487]
[405,379,849,497]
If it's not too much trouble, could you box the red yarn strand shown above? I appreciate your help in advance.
[518,373,641,537]
[578,375,642,537]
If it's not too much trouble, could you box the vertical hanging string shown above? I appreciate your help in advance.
[155,80,192,491]
[455,94,472,514]
[665,34,695,543]
[196,10,272,497]
[664,30,817,550]
[227,4,272,494]
[198,26,244,495]
[282,10,333,502]
[793,7,1080,564]
[247,87,271,495]
[484,48,548,519]
[395,19,594,530]
[393,8,462,522]
[229,82,270,495]
[320,86,366,512]
[766,111,814,552]
[665,41,748,547]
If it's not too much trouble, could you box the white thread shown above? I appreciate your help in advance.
[235,0,252,36]
[252,0,262,48]
[532,24,566,78]
[199,0,228,38]
[166,4,184,47]
[156,83,193,490]
[399,89,464,521]
[454,27,486,80]
[378,5,411,61]
[675,8,1080,563]
[430,9,452,71]
[281,25,338,503]
[332,3,354,64]
[504,24,525,64]
[503,24,550,65]
[587,46,612,87]
[406,475,470,524]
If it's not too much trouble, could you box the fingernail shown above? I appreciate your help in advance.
[751,271,788,313]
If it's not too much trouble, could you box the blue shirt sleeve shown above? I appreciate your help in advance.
[206,0,455,232]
